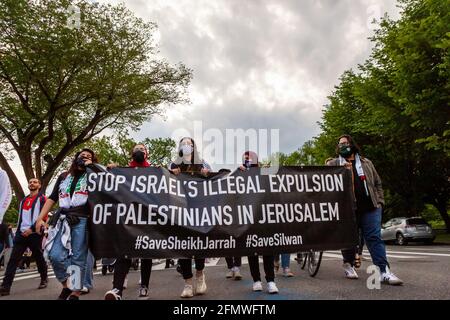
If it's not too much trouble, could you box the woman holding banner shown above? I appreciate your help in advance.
[35,148,97,300]
[104,143,154,300]
[241,151,279,294]
[326,135,403,285]
[169,137,211,298]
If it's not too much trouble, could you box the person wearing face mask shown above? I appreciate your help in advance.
[169,137,211,298]
[35,148,97,300]
[239,151,279,294]
[104,144,154,300]
[326,135,403,285]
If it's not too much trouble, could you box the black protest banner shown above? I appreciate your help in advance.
[87,165,357,258]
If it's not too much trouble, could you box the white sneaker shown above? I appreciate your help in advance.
[267,281,279,294]
[234,269,242,280]
[252,281,263,292]
[196,274,207,295]
[81,286,90,294]
[343,263,358,279]
[226,270,234,278]
[380,267,403,285]
[104,288,122,300]
[180,284,194,298]
[138,285,149,297]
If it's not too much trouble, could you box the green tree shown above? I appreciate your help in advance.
[80,131,176,168]
[315,0,450,231]
[2,194,18,225]
[0,0,192,199]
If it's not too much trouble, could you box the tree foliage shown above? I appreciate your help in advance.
[0,0,192,198]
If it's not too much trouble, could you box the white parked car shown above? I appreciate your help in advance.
[381,217,435,245]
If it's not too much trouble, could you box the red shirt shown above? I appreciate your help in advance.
[128,160,151,168]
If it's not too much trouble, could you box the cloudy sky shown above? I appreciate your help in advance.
[100,0,400,169]
[9,0,402,189]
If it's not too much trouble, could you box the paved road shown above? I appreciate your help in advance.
[1,244,449,300]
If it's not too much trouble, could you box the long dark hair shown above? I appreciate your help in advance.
[335,134,361,156]
[173,137,203,173]
[242,151,259,167]
[69,148,97,176]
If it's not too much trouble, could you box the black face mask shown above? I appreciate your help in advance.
[132,150,145,163]
[339,145,353,158]
[75,157,86,168]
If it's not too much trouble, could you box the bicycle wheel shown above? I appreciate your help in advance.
[301,253,308,270]
[307,250,323,277]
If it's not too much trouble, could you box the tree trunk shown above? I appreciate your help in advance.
[435,199,450,234]
[16,148,34,181]
[0,152,25,201]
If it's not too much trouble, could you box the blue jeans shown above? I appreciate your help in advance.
[83,250,95,289]
[281,253,291,269]
[342,207,389,273]
[48,217,88,291]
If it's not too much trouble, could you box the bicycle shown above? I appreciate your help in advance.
[295,250,323,277]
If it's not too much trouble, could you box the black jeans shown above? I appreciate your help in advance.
[225,257,242,269]
[179,258,205,280]
[247,255,275,283]
[1,233,48,288]
[112,258,152,291]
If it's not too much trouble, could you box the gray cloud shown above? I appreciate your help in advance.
[104,0,400,160]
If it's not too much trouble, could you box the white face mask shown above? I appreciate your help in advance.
[181,144,193,156]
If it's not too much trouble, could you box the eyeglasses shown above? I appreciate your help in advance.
[338,143,350,147]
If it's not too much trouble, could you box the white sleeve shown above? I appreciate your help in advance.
[0,169,12,223]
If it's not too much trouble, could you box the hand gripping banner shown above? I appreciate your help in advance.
[87,165,358,258]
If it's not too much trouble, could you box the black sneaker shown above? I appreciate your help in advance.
[38,278,48,289]
[0,286,10,296]
[57,288,72,300]
[67,295,79,300]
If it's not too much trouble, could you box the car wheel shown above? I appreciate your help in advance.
[396,233,407,246]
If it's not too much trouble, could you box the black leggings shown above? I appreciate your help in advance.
[225,257,242,269]
[247,255,275,283]
[112,258,152,291]
[1,234,47,288]
[179,258,205,280]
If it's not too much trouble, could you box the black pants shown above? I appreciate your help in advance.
[1,233,48,288]
[112,258,152,291]
[247,255,275,283]
[179,258,205,280]
[225,257,242,269]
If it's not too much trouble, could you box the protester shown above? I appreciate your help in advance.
[275,254,294,277]
[165,259,175,269]
[104,144,154,300]
[0,178,48,296]
[241,151,279,294]
[0,168,12,224]
[36,148,97,300]
[0,222,7,260]
[169,137,211,298]
[326,135,403,285]
[1,225,14,269]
